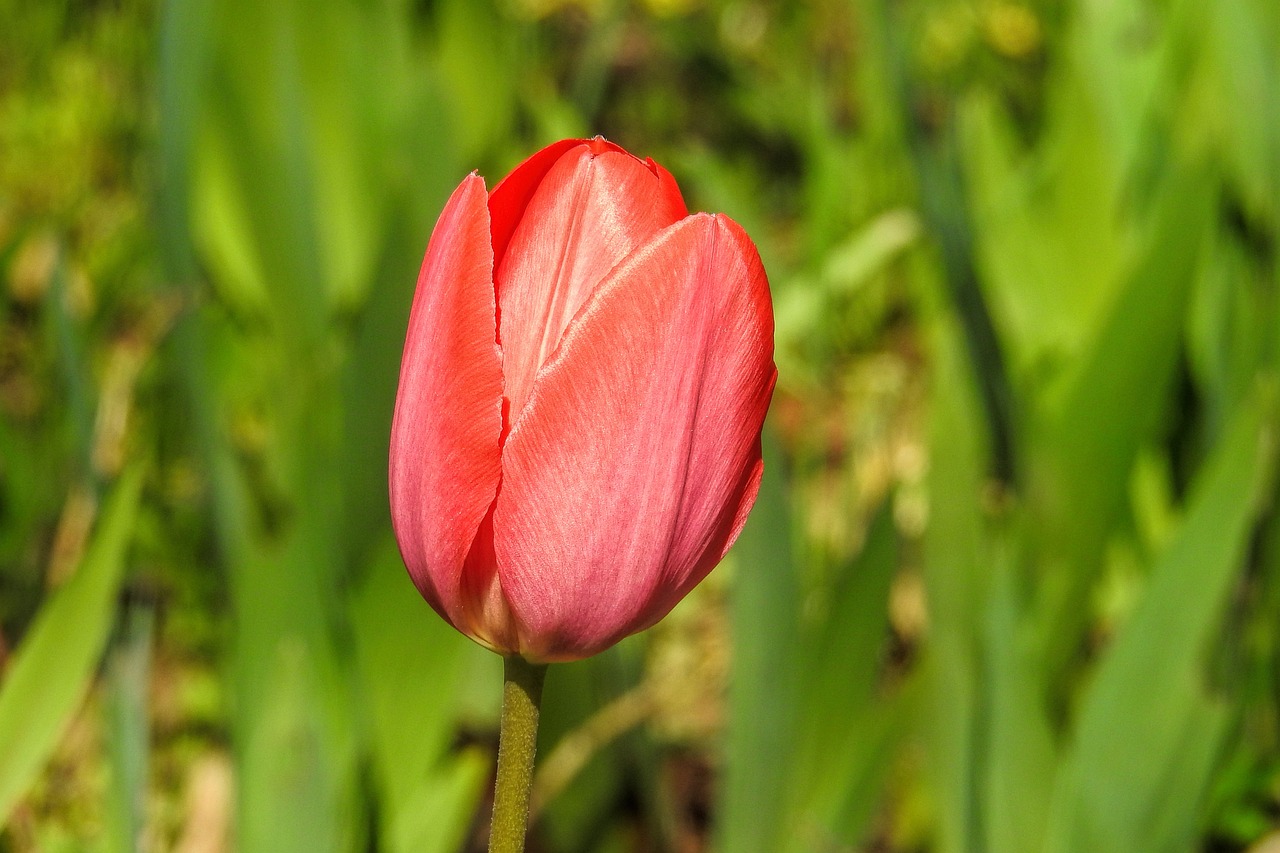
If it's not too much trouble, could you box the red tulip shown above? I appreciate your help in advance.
[389,138,776,662]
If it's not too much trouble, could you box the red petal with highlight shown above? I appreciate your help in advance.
[493,214,776,660]
[488,138,585,267]
[496,144,688,425]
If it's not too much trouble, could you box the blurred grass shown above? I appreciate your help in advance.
[1,0,1279,851]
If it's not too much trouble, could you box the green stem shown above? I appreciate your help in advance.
[489,655,548,853]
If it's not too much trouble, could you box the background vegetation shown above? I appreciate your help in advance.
[1,0,1278,850]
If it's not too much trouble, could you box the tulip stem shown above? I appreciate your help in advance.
[489,655,548,853]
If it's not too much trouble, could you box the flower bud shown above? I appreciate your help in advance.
[390,138,776,662]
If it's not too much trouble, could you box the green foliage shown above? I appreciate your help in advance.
[719,436,801,853]
[2,0,1279,850]
[0,468,142,827]
[1044,391,1272,853]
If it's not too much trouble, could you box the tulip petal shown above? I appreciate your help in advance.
[389,174,505,640]
[488,138,586,267]
[494,213,776,660]
[496,144,689,427]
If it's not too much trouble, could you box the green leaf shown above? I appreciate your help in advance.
[788,499,905,849]
[230,500,357,853]
[1195,0,1279,223]
[788,683,916,853]
[388,749,490,853]
[0,467,143,825]
[919,264,995,853]
[1066,0,1165,180]
[235,632,347,853]
[798,500,898,754]
[434,0,515,162]
[960,89,1128,379]
[1044,391,1274,853]
[982,555,1056,853]
[104,600,156,853]
[1029,164,1216,672]
[536,652,638,852]
[349,536,494,853]
[716,433,802,853]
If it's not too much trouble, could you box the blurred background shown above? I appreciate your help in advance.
[1,0,1278,850]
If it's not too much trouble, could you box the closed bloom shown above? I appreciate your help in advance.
[389,138,776,662]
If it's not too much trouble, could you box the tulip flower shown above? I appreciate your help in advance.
[390,137,776,664]
[390,137,775,666]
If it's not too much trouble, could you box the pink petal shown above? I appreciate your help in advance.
[496,143,689,429]
[389,174,506,642]
[493,214,776,661]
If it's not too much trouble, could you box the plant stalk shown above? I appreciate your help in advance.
[489,655,548,853]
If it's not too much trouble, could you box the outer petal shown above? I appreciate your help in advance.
[496,143,689,426]
[493,213,777,661]
[389,174,505,642]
